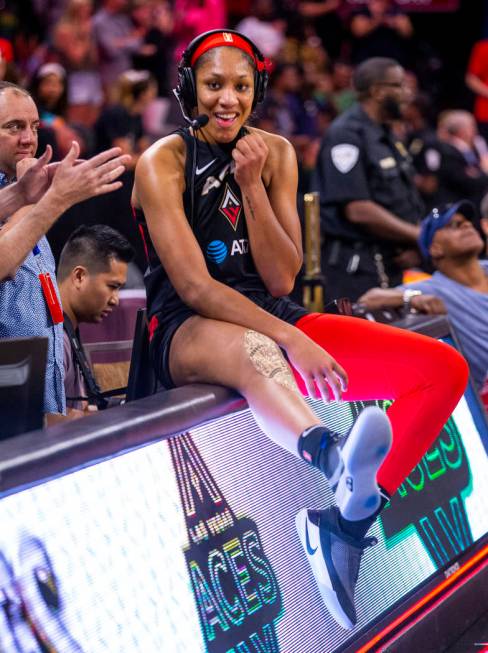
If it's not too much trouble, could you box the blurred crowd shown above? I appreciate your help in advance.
[1,0,486,212]
[0,1,482,211]
[2,0,488,423]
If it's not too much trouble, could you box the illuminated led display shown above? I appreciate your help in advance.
[0,341,485,652]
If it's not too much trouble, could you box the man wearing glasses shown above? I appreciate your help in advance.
[313,56,423,303]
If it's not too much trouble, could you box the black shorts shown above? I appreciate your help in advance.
[149,291,309,389]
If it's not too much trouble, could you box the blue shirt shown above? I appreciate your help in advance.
[401,261,488,390]
[0,174,65,414]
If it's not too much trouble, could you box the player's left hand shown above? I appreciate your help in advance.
[232,132,269,190]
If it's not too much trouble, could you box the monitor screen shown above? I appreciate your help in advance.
[0,336,47,439]
[0,340,486,652]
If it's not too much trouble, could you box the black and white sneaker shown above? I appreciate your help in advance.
[335,406,392,521]
[296,506,377,630]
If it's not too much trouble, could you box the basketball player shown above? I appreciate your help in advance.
[132,30,468,629]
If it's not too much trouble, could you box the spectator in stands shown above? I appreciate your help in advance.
[313,57,423,303]
[92,0,148,91]
[404,93,440,212]
[349,0,414,69]
[358,200,488,391]
[258,62,320,148]
[30,63,88,156]
[330,60,356,114]
[95,69,156,166]
[0,38,20,84]
[295,0,345,61]
[131,0,174,100]
[466,38,488,144]
[429,110,488,215]
[0,81,131,424]
[57,224,133,413]
[172,0,227,63]
[52,0,103,128]
[235,0,287,60]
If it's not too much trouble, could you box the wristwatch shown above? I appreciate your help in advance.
[402,289,422,312]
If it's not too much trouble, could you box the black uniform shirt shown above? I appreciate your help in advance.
[313,104,424,255]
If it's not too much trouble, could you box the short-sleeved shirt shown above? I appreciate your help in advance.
[313,103,424,259]
[0,173,65,414]
[0,236,65,414]
[399,261,488,389]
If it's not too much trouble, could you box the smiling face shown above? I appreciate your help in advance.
[194,47,255,144]
[0,88,39,178]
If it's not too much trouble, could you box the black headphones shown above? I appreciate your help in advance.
[174,29,269,117]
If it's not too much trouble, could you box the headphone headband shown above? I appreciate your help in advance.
[189,32,265,71]
[175,29,269,117]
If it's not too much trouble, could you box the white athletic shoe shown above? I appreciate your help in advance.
[334,406,392,521]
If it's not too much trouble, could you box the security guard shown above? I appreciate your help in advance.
[313,57,424,303]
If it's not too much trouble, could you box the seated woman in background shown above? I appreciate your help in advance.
[30,63,88,156]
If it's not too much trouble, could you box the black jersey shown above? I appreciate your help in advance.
[135,127,307,333]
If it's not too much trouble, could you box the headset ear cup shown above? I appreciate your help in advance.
[252,69,268,108]
[179,66,197,115]
[259,69,269,103]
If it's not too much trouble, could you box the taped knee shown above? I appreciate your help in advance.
[244,330,298,393]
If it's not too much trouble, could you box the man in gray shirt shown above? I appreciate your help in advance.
[358,200,488,389]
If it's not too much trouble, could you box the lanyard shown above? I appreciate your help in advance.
[32,244,64,324]
[63,312,108,409]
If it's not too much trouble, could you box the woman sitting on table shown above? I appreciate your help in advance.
[132,29,468,630]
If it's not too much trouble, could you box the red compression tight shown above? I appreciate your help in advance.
[294,313,469,495]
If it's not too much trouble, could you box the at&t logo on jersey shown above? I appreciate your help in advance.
[231,239,249,255]
[206,239,249,264]
[206,240,228,264]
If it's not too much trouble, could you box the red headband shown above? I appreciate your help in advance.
[190,32,265,72]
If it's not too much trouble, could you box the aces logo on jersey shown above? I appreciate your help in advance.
[219,184,242,230]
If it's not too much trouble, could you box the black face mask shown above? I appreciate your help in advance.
[380,95,403,122]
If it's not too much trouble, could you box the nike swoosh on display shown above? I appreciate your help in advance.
[196,159,217,175]
[305,519,318,555]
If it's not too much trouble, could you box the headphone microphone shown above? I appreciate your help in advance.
[190,114,209,130]
[173,88,209,131]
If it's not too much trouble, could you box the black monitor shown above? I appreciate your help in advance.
[0,337,47,439]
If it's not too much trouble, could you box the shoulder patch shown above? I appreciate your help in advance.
[425,148,441,171]
[331,144,359,173]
